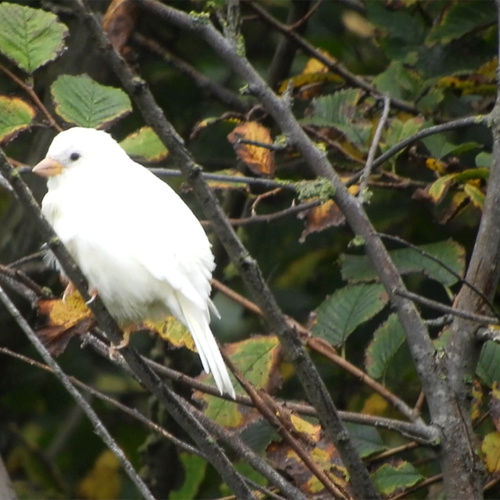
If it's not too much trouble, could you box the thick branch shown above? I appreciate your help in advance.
[0,285,155,500]
[0,151,254,499]
[76,0,379,497]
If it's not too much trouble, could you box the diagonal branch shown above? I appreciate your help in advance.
[73,1,380,497]
[0,150,255,499]
[0,284,156,500]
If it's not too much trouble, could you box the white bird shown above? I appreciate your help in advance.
[32,127,235,398]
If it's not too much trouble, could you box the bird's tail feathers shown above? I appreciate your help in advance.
[175,292,235,398]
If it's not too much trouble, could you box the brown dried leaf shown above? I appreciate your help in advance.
[227,121,275,177]
[36,292,94,355]
[266,414,351,495]
[490,382,500,433]
[298,199,345,243]
[102,0,140,56]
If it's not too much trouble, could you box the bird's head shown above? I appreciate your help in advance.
[32,127,127,181]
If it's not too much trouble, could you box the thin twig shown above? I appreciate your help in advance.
[378,233,500,321]
[223,354,349,499]
[394,289,499,324]
[86,0,378,496]
[80,332,307,500]
[0,62,62,131]
[0,144,254,500]
[0,347,287,500]
[0,285,156,500]
[133,32,250,113]
[359,96,391,202]
[212,280,439,444]
[244,0,418,115]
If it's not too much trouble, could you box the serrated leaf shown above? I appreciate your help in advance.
[477,341,500,387]
[195,336,282,427]
[0,95,36,144]
[373,61,423,101]
[341,240,465,286]
[120,126,168,162]
[302,90,371,150]
[366,314,406,380]
[426,2,497,45]
[311,284,389,347]
[51,74,132,129]
[0,3,68,73]
[345,423,386,458]
[383,116,425,150]
[482,432,500,473]
[371,461,423,495]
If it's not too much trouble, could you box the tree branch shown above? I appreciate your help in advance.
[72,1,380,497]
[0,151,254,499]
[0,285,156,500]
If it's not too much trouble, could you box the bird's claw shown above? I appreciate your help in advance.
[85,287,98,305]
[62,281,77,303]
[108,330,132,357]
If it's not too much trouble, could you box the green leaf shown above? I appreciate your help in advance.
[0,3,68,73]
[169,453,207,500]
[196,336,282,427]
[476,152,492,168]
[427,174,456,204]
[0,95,35,143]
[422,134,481,159]
[372,461,423,495]
[417,88,445,114]
[301,90,371,149]
[381,117,426,163]
[345,423,386,458]
[373,61,423,102]
[341,240,465,287]
[366,314,406,380]
[119,126,169,162]
[426,2,497,45]
[463,183,485,209]
[384,117,425,147]
[51,74,132,129]
[311,284,389,347]
[477,341,500,387]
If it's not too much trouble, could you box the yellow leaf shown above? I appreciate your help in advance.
[227,121,275,176]
[427,174,456,204]
[145,316,195,352]
[302,49,335,74]
[463,183,485,209]
[425,158,447,175]
[77,450,121,500]
[361,393,388,416]
[482,432,500,473]
[342,11,375,38]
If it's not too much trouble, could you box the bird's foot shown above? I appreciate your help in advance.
[108,329,132,357]
[85,287,98,305]
[62,281,77,303]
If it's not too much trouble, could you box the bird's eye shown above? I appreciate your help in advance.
[70,152,80,161]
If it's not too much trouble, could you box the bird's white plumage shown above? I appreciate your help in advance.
[37,127,235,397]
